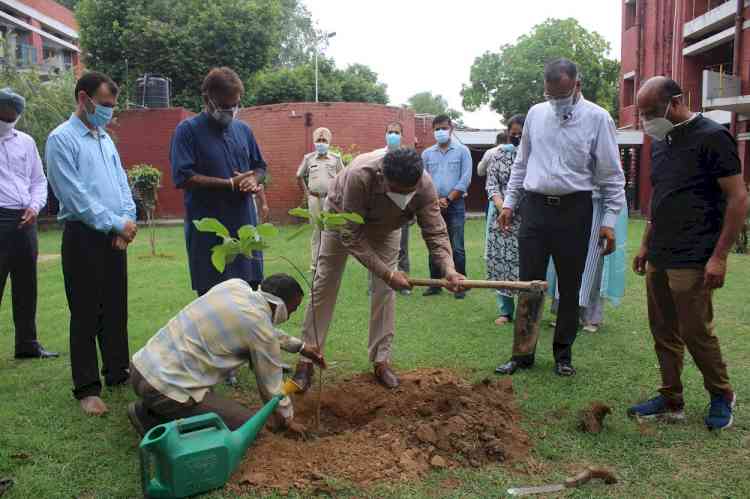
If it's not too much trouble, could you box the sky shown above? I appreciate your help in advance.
[304,0,622,129]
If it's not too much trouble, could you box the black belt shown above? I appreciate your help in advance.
[526,191,591,207]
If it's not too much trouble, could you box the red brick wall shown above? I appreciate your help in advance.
[21,0,78,30]
[110,108,195,218]
[112,103,418,222]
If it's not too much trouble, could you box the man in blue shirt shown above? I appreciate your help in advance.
[421,114,472,299]
[46,72,137,416]
[170,67,266,297]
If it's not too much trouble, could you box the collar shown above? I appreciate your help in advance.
[0,129,18,142]
[436,138,456,152]
[69,113,101,137]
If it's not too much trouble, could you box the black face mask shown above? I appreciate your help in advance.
[510,135,521,147]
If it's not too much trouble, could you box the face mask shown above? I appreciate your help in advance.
[641,97,679,142]
[0,118,19,136]
[500,144,515,152]
[86,97,113,128]
[546,89,576,120]
[209,99,238,128]
[510,135,521,147]
[260,291,289,325]
[386,132,401,150]
[315,142,329,155]
[434,129,450,144]
[386,191,416,210]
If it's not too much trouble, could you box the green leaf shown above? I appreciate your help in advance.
[238,225,259,241]
[289,207,312,220]
[322,214,347,226]
[210,245,227,273]
[194,218,230,239]
[257,223,279,238]
[339,212,365,224]
[287,224,311,241]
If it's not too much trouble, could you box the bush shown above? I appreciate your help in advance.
[127,164,162,255]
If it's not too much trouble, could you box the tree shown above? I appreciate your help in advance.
[274,0,323,67]
[57,0,79,9]
[127,164,162,256]
[246,57,388,106]
[406,91,462,120]
[77,0,288,110]
[462,18,620,120]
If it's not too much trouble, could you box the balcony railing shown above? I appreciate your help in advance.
[684,0,748,39]
[702,69,750,114]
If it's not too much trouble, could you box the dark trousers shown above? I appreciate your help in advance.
[428,198,466,279]
[0,208,39,354]
[517,192,592,363]
[131,364,254,431]
[398,223,410,273]
[62,222,129,399]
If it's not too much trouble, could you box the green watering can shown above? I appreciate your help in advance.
[139,379,301,498]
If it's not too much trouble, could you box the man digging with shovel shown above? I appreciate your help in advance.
[292,148,465,390]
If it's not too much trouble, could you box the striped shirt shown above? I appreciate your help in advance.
[131,279,304,418]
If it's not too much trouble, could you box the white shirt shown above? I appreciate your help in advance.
[503,97,626,228]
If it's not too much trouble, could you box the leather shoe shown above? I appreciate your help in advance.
[422,287,442,297]
[15,344,59,359]
[495,359,533,375]
[292,361,314,392]
[554,362,576,377]
[374,362,399,388]
[127,402,146,438]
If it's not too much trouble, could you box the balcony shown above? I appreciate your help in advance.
[683,1,747,40]
[702,69,750,114]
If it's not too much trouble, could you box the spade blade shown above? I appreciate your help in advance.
[507,483,565,496]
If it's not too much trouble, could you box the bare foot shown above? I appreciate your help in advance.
[80,396,109,416]
[494,316,512,325]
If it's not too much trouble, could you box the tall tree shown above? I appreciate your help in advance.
[406,91,462,120]
[462,18,620,120]
[76,0,287,110]
[57,0,79,10]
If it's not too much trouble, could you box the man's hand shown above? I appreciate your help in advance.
[444,272,466,293]
[632,246,648,276]
[499,208,513,232]
[599,227,616,256]
[300,345,327,369]
[260,202,270,222]
[233,170,261,193]
[704,255,727,290]
[388,271,412,291]
[284,418,307,439]
[18,208,37,229]
[438,197,449,210]
[112,235,129,251]
[120,220,137,242]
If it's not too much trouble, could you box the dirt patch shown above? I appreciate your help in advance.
[229,369,531,493]
[578,402,612,434]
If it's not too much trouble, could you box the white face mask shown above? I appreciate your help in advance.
[260,291,289,325]
[386,191,416,210]
[641,96,680,142]
[0,118,19,136]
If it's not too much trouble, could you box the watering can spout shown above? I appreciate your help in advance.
[229,378,302,469]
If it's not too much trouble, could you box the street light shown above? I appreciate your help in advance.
[314,31,336,103]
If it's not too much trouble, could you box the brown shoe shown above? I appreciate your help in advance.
[374,362,399,389]
[292,361,314,392]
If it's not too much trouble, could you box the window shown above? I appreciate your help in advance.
[624,0,637,30]
[623,78,635,108]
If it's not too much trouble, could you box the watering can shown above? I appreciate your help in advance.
[139,378,301,498]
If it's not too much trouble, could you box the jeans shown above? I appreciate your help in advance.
[497,293,515,319]
[428,198,466,279]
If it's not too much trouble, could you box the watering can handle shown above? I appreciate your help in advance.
[176,412,228,434]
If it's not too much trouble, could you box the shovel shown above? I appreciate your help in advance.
[408,278,548,293]
[507,467,617,496]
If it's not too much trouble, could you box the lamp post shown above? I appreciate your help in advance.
[314,31,336,103]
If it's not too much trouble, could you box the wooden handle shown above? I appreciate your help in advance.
[564,467,618,488]
[407,278,548,291]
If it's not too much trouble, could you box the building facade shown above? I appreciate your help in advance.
[0,0,79,75]
[620,0,750,213]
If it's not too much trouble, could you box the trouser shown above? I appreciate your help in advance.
[646,263,732,407]
[513,192,592,364]
[62,222,129,399]
[0,208,39,354]
[130,364,254,432]
[309,195,324,268]
[300,229,400,364]
[496,293,515,319]
[398,223,410,273]
[428,199,465,280]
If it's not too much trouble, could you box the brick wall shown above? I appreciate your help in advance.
[112,103,418,222]
[21,0,78,30]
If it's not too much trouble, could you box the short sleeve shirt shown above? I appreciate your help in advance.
[648,115,741,268]
[296,152,344,195]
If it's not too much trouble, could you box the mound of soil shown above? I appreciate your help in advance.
[578,402,612,434]
[229,368,531,493]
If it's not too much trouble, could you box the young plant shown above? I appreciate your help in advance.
[127,164,162,256]
[192,218,279,273]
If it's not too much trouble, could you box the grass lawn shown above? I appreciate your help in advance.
[1,219,749,498]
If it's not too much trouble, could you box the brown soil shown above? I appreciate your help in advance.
[230,368,531,493]
[578,402,612,434]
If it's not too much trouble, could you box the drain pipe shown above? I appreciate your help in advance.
[731,0,744,138]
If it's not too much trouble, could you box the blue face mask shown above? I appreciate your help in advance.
[500,144,515,152]
[434,129,450,144]
[386,132,401,150]
[315,142,329,155]
[86,96,113,128]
